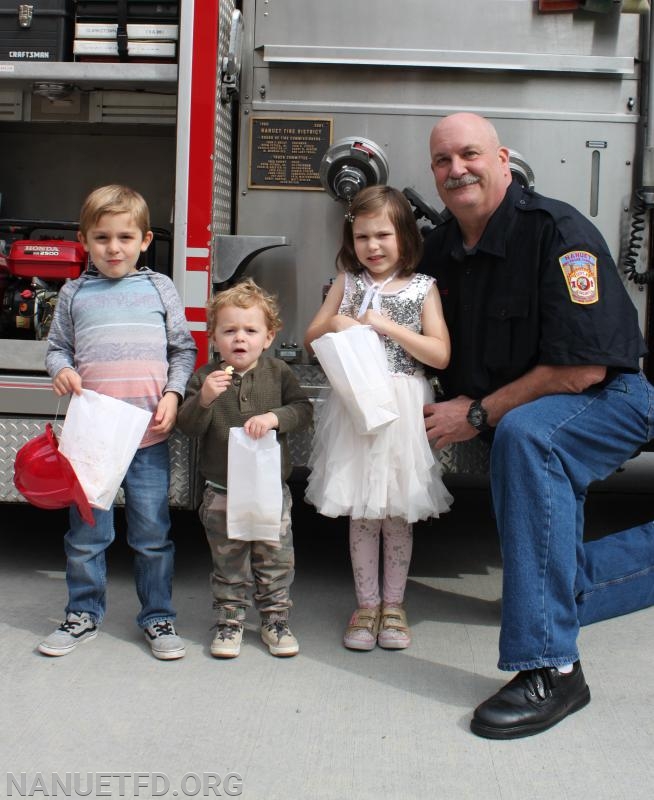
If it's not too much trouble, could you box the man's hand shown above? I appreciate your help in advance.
[423,395,478,449]
[52,367,83,397]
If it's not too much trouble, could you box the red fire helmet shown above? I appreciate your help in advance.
[13,423,95,526]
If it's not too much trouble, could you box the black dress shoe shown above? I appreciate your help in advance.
[470,661,591,739]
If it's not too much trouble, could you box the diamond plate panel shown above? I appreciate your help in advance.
[168,429,194,508]
[438,439,490,476]
[287,365,490,476]
[0,418,195,507]
[0,418,62,503]
[0,388,488,510]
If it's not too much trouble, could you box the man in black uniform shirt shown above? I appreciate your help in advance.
[421,112,654,739]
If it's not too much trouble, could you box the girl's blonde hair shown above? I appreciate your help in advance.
[206,278,283,335]
[79,184,150,237]
[336,185,423,277]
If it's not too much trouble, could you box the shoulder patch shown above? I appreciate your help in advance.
[558,251,599,305]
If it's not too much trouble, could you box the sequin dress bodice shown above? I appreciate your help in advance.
[338,271,435,375]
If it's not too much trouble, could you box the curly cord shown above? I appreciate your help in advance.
[623,190,654,286]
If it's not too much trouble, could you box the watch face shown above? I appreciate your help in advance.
[467,401,488,430]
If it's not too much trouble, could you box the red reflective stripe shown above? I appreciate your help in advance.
[187,0,219,248]
[185,307,206,322]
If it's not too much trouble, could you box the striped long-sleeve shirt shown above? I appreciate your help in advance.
[46,267,197,448]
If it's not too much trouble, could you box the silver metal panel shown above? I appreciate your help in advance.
[0,340,48,371]
[212,234,289,282]
[0,375,67,416]
[236,108,640,352]
[253,0,639,59]
[262,46,634,75]
[90,91,177,125]
[0,418,194,508]
[251,65,639,121]
[0,62,177,91]
[0,88,21,121]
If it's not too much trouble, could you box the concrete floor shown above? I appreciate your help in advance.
[0,456,652,800]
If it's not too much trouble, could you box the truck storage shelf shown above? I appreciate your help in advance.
[0,61,178,91]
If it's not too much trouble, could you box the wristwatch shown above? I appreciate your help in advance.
[467,399,491,433]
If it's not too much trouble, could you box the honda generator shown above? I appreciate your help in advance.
[0,238,87,340]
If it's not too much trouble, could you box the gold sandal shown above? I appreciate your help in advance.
[343,606,381,651]
[377,605,411,650]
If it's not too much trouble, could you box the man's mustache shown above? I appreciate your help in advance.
[443,175,480,189]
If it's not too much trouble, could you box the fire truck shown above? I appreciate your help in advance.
[0,0,652,509]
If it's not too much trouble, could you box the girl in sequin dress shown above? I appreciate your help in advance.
[304,186,452,651]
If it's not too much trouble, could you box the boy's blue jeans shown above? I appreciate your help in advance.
[64,441,176,628]
[490,371,654,672]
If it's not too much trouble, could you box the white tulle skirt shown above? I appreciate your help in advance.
[305,373,453,523]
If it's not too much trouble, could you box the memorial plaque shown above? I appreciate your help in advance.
[248,117,332,190]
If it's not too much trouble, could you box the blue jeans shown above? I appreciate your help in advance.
[491,371,654,671]
[64,441,176,628]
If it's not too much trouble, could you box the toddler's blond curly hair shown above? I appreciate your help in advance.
[206,278,282,336]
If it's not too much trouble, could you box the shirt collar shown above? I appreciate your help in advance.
[447,179,522,262]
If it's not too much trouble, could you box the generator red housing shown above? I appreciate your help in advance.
[7,240,87,280]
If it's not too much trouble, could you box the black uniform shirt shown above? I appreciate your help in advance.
[419,179,647,399]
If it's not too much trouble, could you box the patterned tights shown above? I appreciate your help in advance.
[349,517,413,608]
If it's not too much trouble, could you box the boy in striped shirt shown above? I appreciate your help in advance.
[40,185,196,660]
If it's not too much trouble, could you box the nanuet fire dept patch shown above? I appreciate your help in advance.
[559,251,599,305]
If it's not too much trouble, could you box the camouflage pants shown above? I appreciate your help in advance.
[199,483,294,622]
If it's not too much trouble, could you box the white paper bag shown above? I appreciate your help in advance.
[311,325,399,434]
[59,389,152,510]
[227,427,283,542]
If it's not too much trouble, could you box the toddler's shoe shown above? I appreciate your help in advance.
[210,622,244,658]
[260,618,299,657]
[143,620,186,660]
[377,605,411,649]
[343,606,380,651]
[38,611,98,656]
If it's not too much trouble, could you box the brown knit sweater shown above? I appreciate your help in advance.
[177,356,313,485]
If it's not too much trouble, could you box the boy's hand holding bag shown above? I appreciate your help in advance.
[310,324,399,435]
[58,389,152,510]
[227,427,283,544]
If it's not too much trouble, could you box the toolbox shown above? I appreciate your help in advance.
[74,1,179,21]
[7,239,87,279]
[0,1,74,61]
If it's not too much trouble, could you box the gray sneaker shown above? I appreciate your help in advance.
[260,618,299,657]
[143,620,186,660]
[210,622,244,658]
[38,612,98,657]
